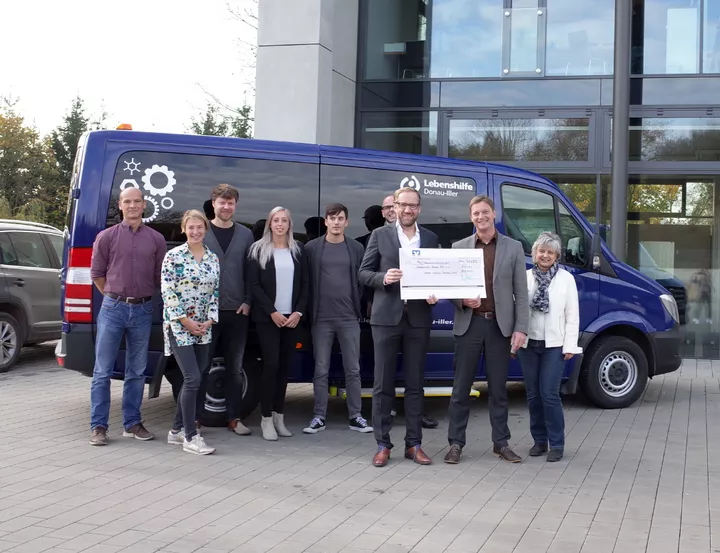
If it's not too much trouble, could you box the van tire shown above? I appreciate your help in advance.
[198,355,261,427]
[0,313,22,373]
[580,336,648,409]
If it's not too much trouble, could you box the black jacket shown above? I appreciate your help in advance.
[304,236,365,324]
[247,244,309,323]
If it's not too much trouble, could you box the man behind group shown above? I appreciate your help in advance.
[445,195,529,464]
[303,203,372,435]
[203,184,255,436]
[89,187,166,445]
[360,187,439,467]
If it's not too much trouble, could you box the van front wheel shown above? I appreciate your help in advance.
[580,336,648,409]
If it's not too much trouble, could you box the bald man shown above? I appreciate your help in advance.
[89,187,166,446]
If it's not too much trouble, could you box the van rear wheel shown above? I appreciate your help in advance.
[198,356,261,427]
[580,336,648,409]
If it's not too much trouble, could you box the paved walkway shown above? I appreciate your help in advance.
[0,345,718,553]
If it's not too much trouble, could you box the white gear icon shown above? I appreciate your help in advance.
[120,179,139,191]
[161,197,174,210]
[142,196,159,223]
[141,164,176,197]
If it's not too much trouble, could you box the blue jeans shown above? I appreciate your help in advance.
[517,341,565,451]
[90,296,153,431]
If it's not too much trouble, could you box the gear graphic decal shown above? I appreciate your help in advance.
[142,196,159,223]
[120,179,139,191]
[141,164,176,197]
[161,197,174,210]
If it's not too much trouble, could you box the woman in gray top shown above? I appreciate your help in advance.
[247,206,309,441]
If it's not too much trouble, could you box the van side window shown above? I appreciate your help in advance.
[320,165,477,248]
[108,152,320,245]
[501,185,556,253]
[558,203,586,266]
[0,234,17,266]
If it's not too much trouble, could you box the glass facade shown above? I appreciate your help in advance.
[358,0,720,358]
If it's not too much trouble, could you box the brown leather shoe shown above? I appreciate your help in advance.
[89,427,108,446]
[123,422,154,441]
[444,444,462,464]
[405,445,432,465]
[373,446,391,467]
[493,445,522,463]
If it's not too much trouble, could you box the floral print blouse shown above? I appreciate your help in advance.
[161,243,220,356]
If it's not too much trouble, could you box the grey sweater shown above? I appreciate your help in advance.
[204,222,254,311]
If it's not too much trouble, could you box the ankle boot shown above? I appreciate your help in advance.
[261,416,278,441]
[272,412,292,437]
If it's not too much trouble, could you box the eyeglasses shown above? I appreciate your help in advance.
[396,202,420,211]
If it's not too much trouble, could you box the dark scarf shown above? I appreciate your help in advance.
[530,262,559,313]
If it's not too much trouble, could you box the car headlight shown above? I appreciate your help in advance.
[660,294,679,324]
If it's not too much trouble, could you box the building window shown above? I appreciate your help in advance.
[360,112,437,156]
[634,0,720,75]
[448,115,591,163]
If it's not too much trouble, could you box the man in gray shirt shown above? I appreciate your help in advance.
[203,184,254,436]
[303,203,372,434]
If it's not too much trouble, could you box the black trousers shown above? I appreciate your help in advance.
[371,315,430,450]
[256,321,298,417]
[211,310,249,421]
[448,315,511,448]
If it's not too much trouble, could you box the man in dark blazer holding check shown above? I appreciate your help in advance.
[359,187,439,467]
[444,195,529,465]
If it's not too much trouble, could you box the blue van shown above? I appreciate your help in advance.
[56,129,682,423]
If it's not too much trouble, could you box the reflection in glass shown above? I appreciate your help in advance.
[508,8,541,73]
[627,118,720,162]
[545,0,614,76]
[364,0,429,79]
[449,118,590,162]
[360,82,439,109]
[636,76,720,104]
[553,177,599,220]
[501,185,556,252]
[704,0,720,73]
[440,79,602,107]
[429,0,503,78]
[637,0,701,74]
[361,112,437,156]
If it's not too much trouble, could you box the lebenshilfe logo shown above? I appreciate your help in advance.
[400,174,474,198]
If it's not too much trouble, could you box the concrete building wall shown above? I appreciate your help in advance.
[254,0,358,147]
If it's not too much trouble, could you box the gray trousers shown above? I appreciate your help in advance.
[169,334,211,441]
[448,316,511,448]
[312,319,361,420]
[372,316,429,449]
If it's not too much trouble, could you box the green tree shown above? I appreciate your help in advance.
[188,102,253,138]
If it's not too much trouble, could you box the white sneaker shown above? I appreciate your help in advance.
[183,434,215,455]
[272,412,293,437]
[167,429,185,445]
[228,419,252,436]
[261,416,278,441]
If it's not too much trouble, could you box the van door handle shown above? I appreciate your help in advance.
[13,278,25,287]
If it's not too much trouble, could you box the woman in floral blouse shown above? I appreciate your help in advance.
[161,209,220,455]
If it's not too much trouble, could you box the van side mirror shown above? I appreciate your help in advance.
[592,233,601,270]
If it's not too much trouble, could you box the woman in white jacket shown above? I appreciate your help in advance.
[516,231,582,462]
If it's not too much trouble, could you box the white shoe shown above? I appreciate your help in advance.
[228,419,252,436]
[272,412,293,437]
[183,434,215,455]
[167,429,185,445]
[261,416,278,441]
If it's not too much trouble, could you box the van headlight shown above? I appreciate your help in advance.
[660,294,679,324]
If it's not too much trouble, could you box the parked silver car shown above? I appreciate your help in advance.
[0,220,63,371]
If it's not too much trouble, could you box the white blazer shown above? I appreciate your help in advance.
[522,267,582,355]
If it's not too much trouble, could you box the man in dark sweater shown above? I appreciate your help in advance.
[303,203,372,435]
[203,184,255,435]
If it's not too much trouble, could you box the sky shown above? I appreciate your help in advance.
[0,0,257,135]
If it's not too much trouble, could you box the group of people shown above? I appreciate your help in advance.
[87,182,581,465]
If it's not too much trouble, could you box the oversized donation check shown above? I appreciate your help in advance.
[398,248,486,300]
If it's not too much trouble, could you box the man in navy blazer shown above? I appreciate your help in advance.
[359,187,439,467]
